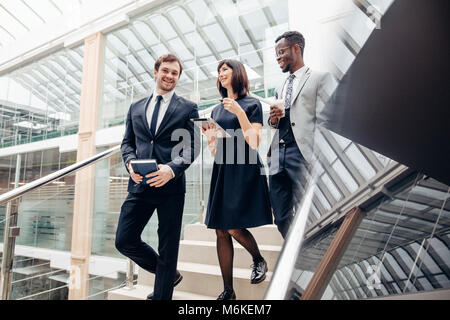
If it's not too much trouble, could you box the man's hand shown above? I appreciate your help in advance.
[146,164,174,188]
[269,104,285,125]
[127,162,143,184]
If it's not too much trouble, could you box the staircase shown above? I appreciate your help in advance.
[108,223,283,300]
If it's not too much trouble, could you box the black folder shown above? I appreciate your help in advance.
[129,159,158,185]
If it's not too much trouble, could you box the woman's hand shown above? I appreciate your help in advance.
[223,98,244,116]
[201,123,218,155]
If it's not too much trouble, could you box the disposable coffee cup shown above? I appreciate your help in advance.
[272,99,285,118]
[248,92,285,117]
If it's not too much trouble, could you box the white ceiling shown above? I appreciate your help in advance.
[0,0,84,48]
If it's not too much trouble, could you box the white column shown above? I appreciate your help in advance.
[69,32,104,300]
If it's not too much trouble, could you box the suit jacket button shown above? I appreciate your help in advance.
[291,122,296,127]
[150,141,153,144]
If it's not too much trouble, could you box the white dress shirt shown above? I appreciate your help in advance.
[146,89,175,134]
[145,89,176,178]
[281,65,307,101]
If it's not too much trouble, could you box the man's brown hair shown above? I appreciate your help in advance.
[154,53,183,77]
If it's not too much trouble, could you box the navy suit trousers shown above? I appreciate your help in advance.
[115,191,185,300]
[269,143,307,238]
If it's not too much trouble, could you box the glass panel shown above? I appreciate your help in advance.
[1,151,131,300]
[0,45,84,149]
[324,176,449,299]
[98,0,290,128]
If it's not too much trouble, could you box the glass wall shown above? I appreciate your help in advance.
[90,0,394,260]
[91,0,291,257]
[91,148,129,257]
[98,0,289,129]
[326,176,450,299]
[0,149,77,251]
[0,45,84,149]
[91,145,204,257]
[283,169,450,300]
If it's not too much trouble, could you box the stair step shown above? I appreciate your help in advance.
[179,240,281,271]
[108,284,215,300]
[184,223,283,246]
[138,262,271,300]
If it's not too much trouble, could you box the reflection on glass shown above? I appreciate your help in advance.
[0,46,84,149]
[284,171,449,300]
[98,0,290,129]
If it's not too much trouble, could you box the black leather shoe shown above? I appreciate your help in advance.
[250,259,267,284]
[217,288,236,300]
[146,271,183,300]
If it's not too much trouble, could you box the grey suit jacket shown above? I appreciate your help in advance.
[269,67,337,164]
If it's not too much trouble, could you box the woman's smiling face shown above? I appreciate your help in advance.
[218,63,233,89]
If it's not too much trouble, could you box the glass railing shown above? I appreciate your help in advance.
[0,146,134,300]
[0,140,214,300]
[265,124,450,300]
[1,102,414,301]
[326,175,450,299]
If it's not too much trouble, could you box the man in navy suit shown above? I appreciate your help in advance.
[115,54,200,300]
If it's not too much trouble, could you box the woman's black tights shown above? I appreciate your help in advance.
[216,228,264,290]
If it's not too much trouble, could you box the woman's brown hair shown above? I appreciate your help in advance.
[217,59,249,99]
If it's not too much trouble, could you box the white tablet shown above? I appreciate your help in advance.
[191,118,231,138]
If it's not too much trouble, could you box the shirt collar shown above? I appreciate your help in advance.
[153,89,175,104]
[289,65,307,80]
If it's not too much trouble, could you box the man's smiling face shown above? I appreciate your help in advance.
[154,61,181,93]
[275,38,295,73]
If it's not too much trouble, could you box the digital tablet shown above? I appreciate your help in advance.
[191,118,231,138]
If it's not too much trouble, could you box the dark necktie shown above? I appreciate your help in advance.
[285,74,296,109]
[150,95,163,136]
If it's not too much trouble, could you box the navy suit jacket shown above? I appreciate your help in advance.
[121,92,200,196]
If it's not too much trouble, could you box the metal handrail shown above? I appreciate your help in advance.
[0,145,121,206]
[0,144,122,300]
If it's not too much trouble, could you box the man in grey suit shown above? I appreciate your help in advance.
[268,31,336,238]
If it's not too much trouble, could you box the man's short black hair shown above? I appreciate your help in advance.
[276,31,305,56]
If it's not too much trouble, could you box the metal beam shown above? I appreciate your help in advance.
[394,192,450,212]
[138,20,195,82]
[161,12,214,81]
[334,270,358,299]
[354,143,385,172]
[105,37,151,91]
[202,0,239,55]
[179,6,223,61]
[425,238,450,278]
[11,75,62,112]
[389,250,424,292]
[403,244,442,289]
[379,203,450,226]
[339,266,365,299]
[321,129,366,186]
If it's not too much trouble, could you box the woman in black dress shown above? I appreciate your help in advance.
[202,59,273,300]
